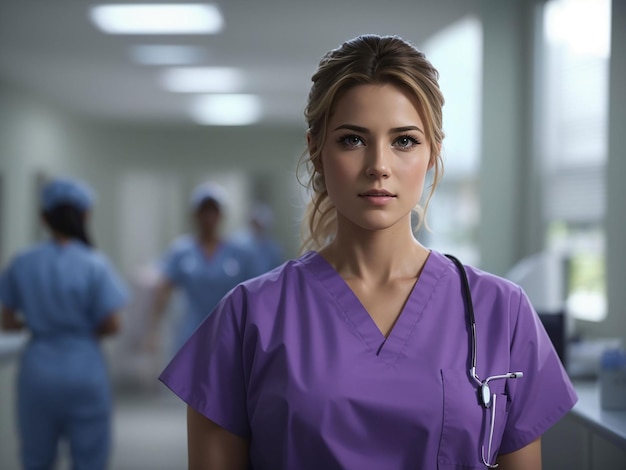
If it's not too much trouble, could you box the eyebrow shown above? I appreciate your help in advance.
[333,124,425,135]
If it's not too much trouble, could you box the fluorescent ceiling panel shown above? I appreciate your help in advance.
[89,4,223,34]
[161,67,244,93]
[130,45,205,65]
[190,94,262,126]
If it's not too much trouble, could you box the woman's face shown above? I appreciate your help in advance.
[318,83,432,235]
[195,200,221,235]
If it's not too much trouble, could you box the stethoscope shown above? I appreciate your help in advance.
[445,254,524,468]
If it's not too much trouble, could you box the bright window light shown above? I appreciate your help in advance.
[190,95,262,126]
[89,4,223,34]
[161,67,244,93]
[544,0,611,58]
[130,45,206,65]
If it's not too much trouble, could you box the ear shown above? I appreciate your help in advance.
[307,131,323,174]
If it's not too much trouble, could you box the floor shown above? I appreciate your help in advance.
[108,389,188,470]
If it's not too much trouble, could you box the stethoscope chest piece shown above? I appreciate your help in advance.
[481,383,493,408]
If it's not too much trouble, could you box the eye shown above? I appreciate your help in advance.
[394,135,420,149]
[338,133,365,148]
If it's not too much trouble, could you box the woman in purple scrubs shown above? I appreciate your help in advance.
[159,34,577,469]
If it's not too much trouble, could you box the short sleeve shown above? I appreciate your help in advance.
[160,240,185,285]
[158,288,250,438]
[0,259,21,310]
[91,255,130,323]
[499,287,578,453]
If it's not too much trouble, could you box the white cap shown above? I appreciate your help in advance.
[189,181,226,211]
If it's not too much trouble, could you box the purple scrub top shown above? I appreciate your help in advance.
[159,250,577,469]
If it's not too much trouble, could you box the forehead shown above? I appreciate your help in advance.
[196,199,221,213]
[328,83,424,128]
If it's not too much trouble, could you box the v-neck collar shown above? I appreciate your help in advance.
[304,250,447,362]
[194,238,223,262]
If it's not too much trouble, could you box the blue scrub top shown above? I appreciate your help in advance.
[231,231,283,277]
[160,250,578,469]
[0,240,129,338]
[0,239,129,422]
[160,235,257,345]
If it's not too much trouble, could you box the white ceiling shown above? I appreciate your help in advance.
[0,0,480,127]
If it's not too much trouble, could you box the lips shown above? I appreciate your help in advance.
[358,189,395,197]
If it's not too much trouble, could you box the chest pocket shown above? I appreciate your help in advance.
[438,369,509,469]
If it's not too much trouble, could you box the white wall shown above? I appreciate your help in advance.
[0,82,77,260]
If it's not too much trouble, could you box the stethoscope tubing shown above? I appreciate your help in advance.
[444,254,524,468]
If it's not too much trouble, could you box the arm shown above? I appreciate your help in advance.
[496,437,541,470]
[1,306,24,331]
[143,279,175,352]
[187,406,249,470]
[152,279,175,325]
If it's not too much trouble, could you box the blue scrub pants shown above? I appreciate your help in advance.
[18,403,111,470]
[18,340,112,470]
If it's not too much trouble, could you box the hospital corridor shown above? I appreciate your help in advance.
[2,0,626,469]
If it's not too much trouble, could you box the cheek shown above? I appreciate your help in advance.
[321,154,355,187]
[401,161,430,193]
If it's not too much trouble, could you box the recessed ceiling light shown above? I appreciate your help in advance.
[190,94,262,126]
[89,4,223,35]
[161,67,243,93]
[130,45,206,65]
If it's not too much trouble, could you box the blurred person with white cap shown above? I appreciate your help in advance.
[231,202,285,276]
[0,177,129,470]
[150,181,257,355]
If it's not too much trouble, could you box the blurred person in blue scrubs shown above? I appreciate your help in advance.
[231,202,285,276]
[0,177,129,470]
[149,182,257,356]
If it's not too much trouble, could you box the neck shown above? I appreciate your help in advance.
[320,219,429,284]
[51,232,72,244]
[197,231,220,250]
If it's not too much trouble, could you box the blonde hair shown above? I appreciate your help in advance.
[298,34,445,253]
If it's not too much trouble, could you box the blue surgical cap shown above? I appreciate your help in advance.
[190,182,226,211]
[40,178,95,212]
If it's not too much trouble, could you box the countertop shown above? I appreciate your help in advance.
[571,380,626,450]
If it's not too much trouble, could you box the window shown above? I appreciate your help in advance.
[540,0,611,321]
[420,16,482,266]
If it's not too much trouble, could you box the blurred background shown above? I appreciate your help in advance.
[0,0,624,468]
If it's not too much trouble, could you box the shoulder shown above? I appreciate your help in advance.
[164,234,195,256]
[194,254,317,344]
[437,251,522,298]
[63,245,123,281]
[435,251,528,324]
[237,253,313,295]
[222,238,255,257]
[3,241,50,269]
[215,253,317,317]
[84,247,115,269]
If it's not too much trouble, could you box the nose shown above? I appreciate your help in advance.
[365,143,391,179]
